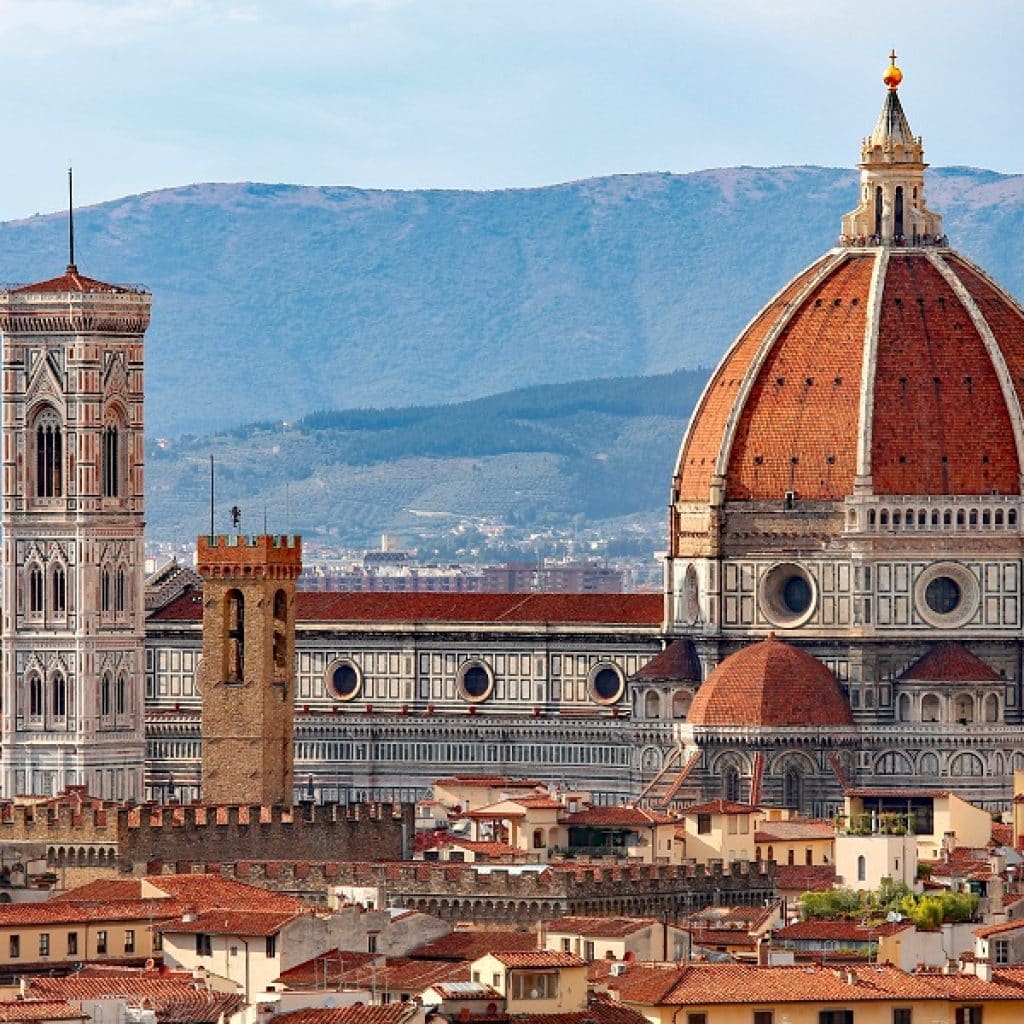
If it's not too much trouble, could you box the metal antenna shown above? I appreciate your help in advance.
[67,166,76,271]
[209,455,215,541]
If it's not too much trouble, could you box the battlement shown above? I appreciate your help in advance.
[197,534,303,580]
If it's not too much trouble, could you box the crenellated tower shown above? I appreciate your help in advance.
[0,263,151,798]
[197,533,302,806]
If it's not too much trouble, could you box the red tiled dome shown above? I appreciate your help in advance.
[687,635,853,728]
[674,249,1024,504]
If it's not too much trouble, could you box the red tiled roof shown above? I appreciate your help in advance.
[562,806,674,828]
[755,819,835,842]
[687,635,853,728]
[680,799,760,816]
[160,908,299,936]
[899,641,1003,683]
[272,1007,420,1024]
[974,918,1024,939]
[631,640,701,682]
[412,930,539,961]
[777,920,910,941]
[281,955,472,994]
[514,1005,650,1024]
[149,590,662,626]
[673,248,1024,507]
[10,266,129,294]
[774,865,837,892]
[0,1002,87,1022]
[992,822,1013,847]
[25,970,242,1021]
[612,962,948,1006]
[487,951,586,968]
[0,899,180,926]
[546,916,656,938]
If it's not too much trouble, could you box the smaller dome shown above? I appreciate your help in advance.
[687,635,853,728]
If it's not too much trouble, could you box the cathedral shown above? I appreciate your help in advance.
[5,59,1024,815]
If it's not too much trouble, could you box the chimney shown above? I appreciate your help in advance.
[976,958,993,983]
[942,831,956,861]
[756,934,770,966]
[536,919,548,951]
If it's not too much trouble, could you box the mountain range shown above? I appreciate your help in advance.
[2,166,1024,544]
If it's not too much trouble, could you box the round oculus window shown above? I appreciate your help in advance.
[758,562,817,628]
[327,661,361,701]
[458,662,493,702]
[590,665,625,704]
[925,576,961,615]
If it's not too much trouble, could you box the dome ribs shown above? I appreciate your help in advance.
[871,253,1018,496]
[675,258,833,502]
[724,255,871,501]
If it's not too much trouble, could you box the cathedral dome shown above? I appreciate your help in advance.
[686,634,854,728]
[673,64,1024,508]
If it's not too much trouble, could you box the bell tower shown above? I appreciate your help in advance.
[0,261,151,799]
[197,533,301,806]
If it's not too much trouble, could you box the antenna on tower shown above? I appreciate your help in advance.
[209,455,215,541]
[67,166,76,271]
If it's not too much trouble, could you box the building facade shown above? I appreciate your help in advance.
[0,265,151,800]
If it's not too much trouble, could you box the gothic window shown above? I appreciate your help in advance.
[51,565,66,615]
[101,421,121,499]
[28,564,44,615]
[857,854,866,882]
[226,589,245,682]
[28,673,43,717]
[116,675,126,715]
[100,673,112,717]
[949,752,984,777]
[723,765,741,803]
[874,185,883,237]
[100,568,112,614]
[783,767,802,812]
[115,567,126,615]
[34,407,63,498]
[894,185,904,237]
[51,674,66,718]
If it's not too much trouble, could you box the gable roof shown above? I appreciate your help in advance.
[631,640,701,682]
[546,916,656,938]
[899,642,1003,683]
[412,930,539,961]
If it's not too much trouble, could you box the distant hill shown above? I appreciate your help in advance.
[146,368,707,545]
[2,167,1023,438]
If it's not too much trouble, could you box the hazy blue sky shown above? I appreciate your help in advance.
[0,0,1020,220]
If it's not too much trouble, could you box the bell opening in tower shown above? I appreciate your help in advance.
[894,185,904,239]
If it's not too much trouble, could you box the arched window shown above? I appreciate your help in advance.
[984,693,1000,723]
[723,765,741,803]
[51,565,66,615]
[100,568,112,613]
[919,752,940,776]
[644,691,660,719]
[28,673,43,717]
[101,421,121,498]
[894,185,904,237]
[954,694,974,724]
[783,767,802,812]
[857,855,866,882]
[1010,509,1018,527]
[996,509,1005,526]
[532,829,543,850]
[874,185,883,237]
[116,675,126,715]
[898,692,912,722]
[100,673,112,717]
[672,691,692,719]
[226,589,245,681]
[115,567,126,615]
[950,752,985,778]
[34,407,63,498]
[921,693,941,723]
[28,564,44,614]
[51,673,66,718]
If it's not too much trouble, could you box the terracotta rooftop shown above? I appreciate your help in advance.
[777,920,910,941]
[562,806,674,828]
[673,247,1024,506]
[160,908,300,937]
[272,1007,421,1024]
[774,864,837,892]
[149,589,662,626]
[8,266,134,295]
[631,640,701,682]
[755,819,835,842]
[546,916,656,938]
[0,1002,87,1022]
[412,930,539,961]
[899,641,1003,683]
[686,635,854,729]
[279,955,472,994]
[485,951,587,968]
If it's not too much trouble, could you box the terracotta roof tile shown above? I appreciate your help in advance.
[488,951,586,968]
[680,800,760,816]
[412,930,539,961]
[774,865,837,892]
[900,642,1003,683]
[546,917,656,938]
[562,806,673,827]
[9,267,131,295]
[149,591,662,626]
[0,1002,87,1022]
[272,1007,420,1024]
[777,920,910,941]
[631,641,701,683]
[160,908,299,936]
[754,819,835,842]
[687,636,853,728]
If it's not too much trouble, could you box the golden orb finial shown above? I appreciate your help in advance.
[883,49,903,91]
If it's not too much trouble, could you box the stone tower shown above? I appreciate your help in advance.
[0,265,151,799]
[197,533,301,806]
